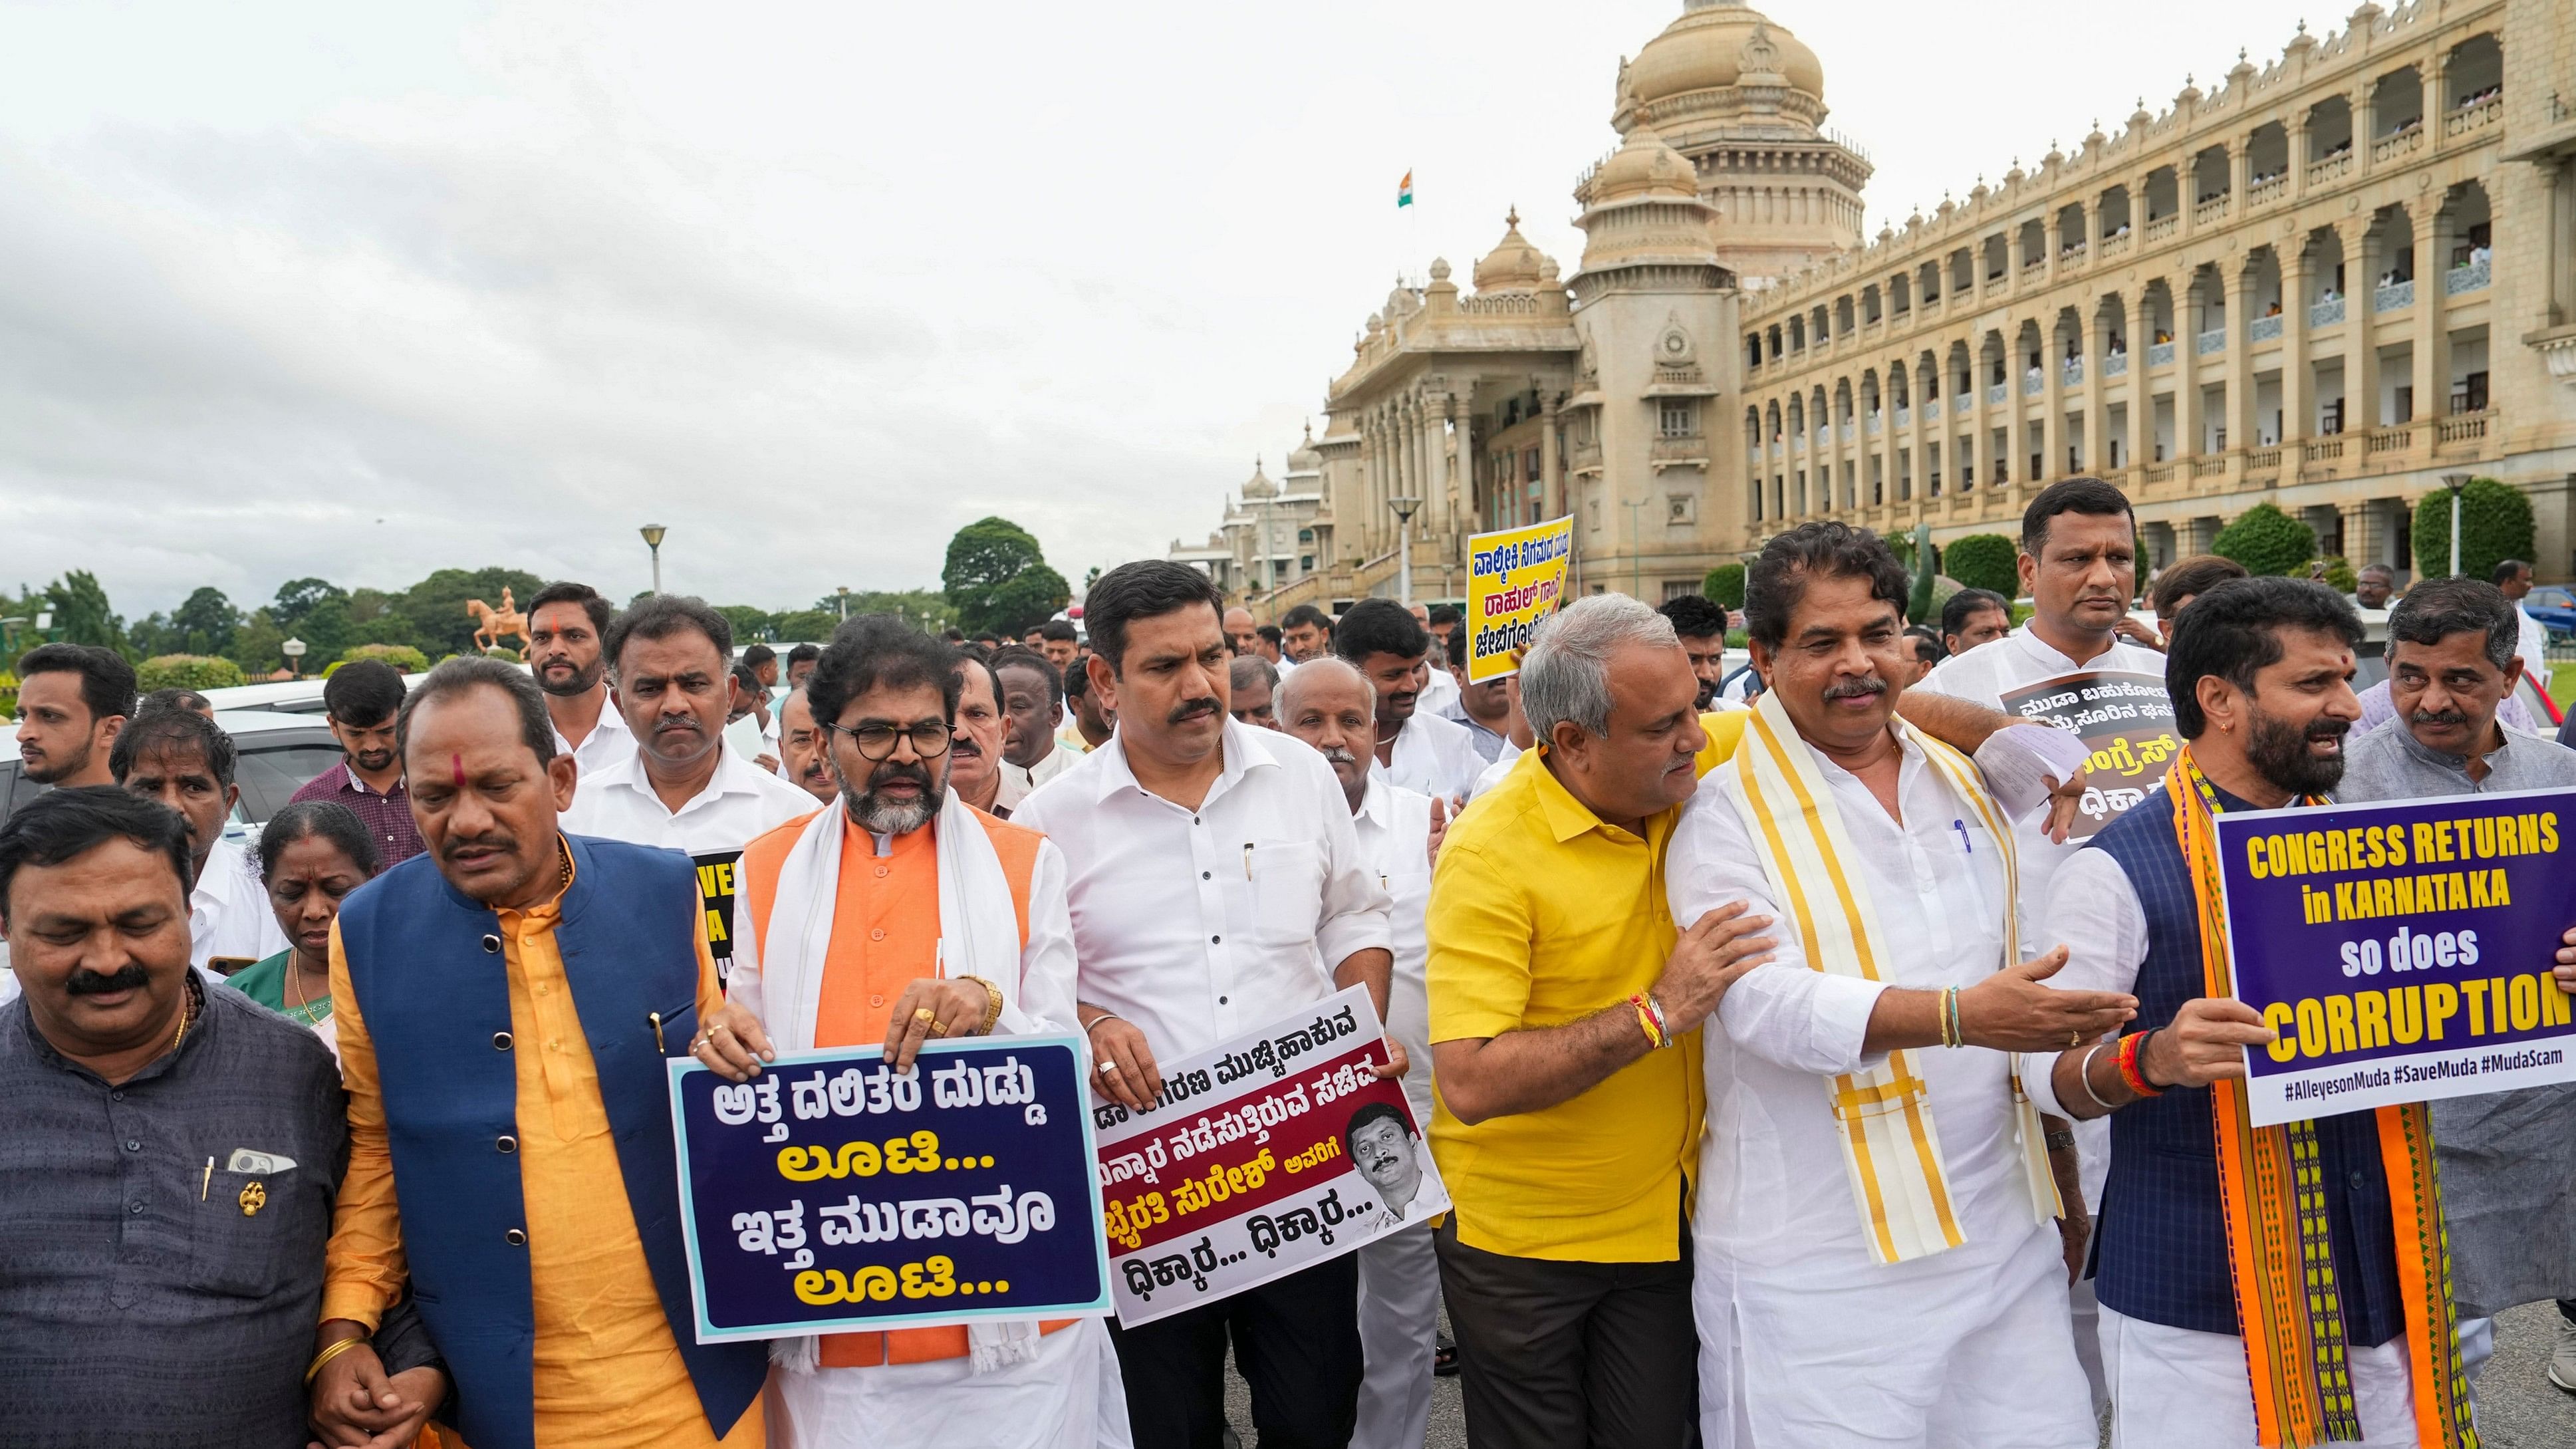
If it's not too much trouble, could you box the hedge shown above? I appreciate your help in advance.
[1941,533,2019,598]
[1704,563,1745,610]
[325,643,432,676]
[138,654,249,692]
[2213,503,2317,577]
[2412,477,2535,582]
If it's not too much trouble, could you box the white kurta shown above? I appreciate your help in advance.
[191,837,289,969]
[768,1314,1132,1449]
[548,690,636,784]
[1666,732,2093,1449]
[1370,708,1483,806]
[1345,776,1440,1449]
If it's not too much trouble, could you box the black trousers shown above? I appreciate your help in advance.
[1108,1250,1363,1449]
[1433,1212,1698,1449]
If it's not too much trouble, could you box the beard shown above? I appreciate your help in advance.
[842,756,944,836]
[535,656,604,698]
[2246,704,2351,797]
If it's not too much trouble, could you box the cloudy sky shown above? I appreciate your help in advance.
[0,0,2325,616]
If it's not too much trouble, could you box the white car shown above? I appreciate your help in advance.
[1,708,348,841]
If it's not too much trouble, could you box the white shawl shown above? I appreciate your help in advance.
[728,787,1044,1373]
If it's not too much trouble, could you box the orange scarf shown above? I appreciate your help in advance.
[2169,749,2476,1448]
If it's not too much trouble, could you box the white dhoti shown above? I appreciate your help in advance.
[2099,1305,2420,1448]
[1353,1221,1440,1449]
[1698,1216,2094,1448]
[767,1317,1132,1449]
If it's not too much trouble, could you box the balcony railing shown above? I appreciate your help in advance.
[2363,424,2416,458]
[1953,396,1973,417]
[2248,315,2285,343]
[2445,257,2492,295]
[2307,152,2353,188]
[2375,279,2415,313]
[2247,176,2286,207]
[2062,360,2085,386]
[2310,297,2347,327]
[2148,341,2176,368]
[2196,329,2227,356]
[2194,196,2231,225]
[2100,233,2132,259]
[2190,456,2227,479]
[2143,462,2178,484]
[2372,125,2424,164]
[1866,416,1882,436]
[2023,372,2045,396]
[2306,437,2345,462]
[1987,383,2008,406]
[2443,96,2502,140]
[1839,423,1856,443]
[2434,410,2491,446]
[2245,446,2282,475]
[2104,352,2129,378]
[2144,214,2178,242]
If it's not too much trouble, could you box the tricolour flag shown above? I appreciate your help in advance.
[1396,170,1413,208]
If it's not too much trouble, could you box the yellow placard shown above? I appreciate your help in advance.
[1466,515,1575,682]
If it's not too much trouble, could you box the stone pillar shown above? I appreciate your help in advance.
[1539,392,1563,522]
[2125,291,2152,477]
[2042,322,2067,482]
[2355,84,2378,179]
[2287,115,2310,203]
[2043,213,2064,285]
[2231,136,2252,215]
[2425,48,2451,159]
[2339,499,2383,572]
[2412,205,2450,426]
[2176,272,2207,460]
[2180,514,2219,555]
[2081,311,2108,475]
[2281,247,2311,446]
[2343,219,2383,431]
[2225,261,2257,464]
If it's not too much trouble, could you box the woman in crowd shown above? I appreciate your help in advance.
[227,799,380,1057]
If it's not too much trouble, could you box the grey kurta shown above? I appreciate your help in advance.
[2336,717,2576,1317]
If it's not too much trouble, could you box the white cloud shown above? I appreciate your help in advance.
[0,0,2321,616]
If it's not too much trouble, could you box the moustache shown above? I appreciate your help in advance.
[1167,698,1220,726]
[2307,718,2353,743]
[65,963,152,996]
[1318,745,1358,766]
[2407,708,2470,730]
[868,759,933,791]
[440,833,518,863]
[654,716,701,734]
[1823,675,1888,701]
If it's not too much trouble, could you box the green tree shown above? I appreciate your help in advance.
[174,587,241,655]
[942,519,1069,635]
[715,605,777,646]
[775,610,841,642]
[396,567,550,658]
[138,654,248,691]
[225,608,291,678]
[2412,477,2535,582]
[1703,563,1745,609]
[1941,534,2020,597]
[2312,555,2360,594]
[2214,503,2318,578]
[42,571,127,654]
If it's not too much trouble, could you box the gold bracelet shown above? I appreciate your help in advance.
[305,1335,366,1385]
[960,975,1004,1036]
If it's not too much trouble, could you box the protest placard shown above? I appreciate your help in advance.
[693,849,744,986]
[1093,985,1448,1327]
[668,1035,1112,1343]
[1466,515,1573,682]
[2214,787,2576,1127]
[1996,670,2178,839]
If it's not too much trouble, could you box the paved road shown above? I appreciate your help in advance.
[1220,1295,2574,1446]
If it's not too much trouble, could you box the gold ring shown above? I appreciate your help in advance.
[2069,1029,2082,1049]
[914,1007,936,1024]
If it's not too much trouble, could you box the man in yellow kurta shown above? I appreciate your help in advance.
[309,656,769,1449]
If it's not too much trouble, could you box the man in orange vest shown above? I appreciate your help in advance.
[693,615,1126,1449]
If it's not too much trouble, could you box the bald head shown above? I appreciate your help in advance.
[1277,656,1376,809]
[1277,655,1373,720]
[1223,606,1259,657]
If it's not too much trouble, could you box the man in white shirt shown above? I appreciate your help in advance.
[1910,476,2164,1406]
[1277,657,1446,1449]
[526,581,636,784]
[1666,521,2124,1449]
[1011,560,1396,1449]
[1417,606,1462,718]
[1336,599,1483,805]
[559,594,817,986]
[993,647,1083,795]
[1280,604,1335,667]
[2493,557,2553,684]
[108,710,288,970]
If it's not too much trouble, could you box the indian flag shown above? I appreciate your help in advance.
[1396,170,1414,207]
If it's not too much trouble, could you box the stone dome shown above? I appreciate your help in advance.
[1285,423,1322,473]
[1626,0,1825,107]
[1588,123,1700,203]
[1241,458,1277,501]
[1472,208,1555,293]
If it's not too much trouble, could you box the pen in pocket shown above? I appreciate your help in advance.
[1952,819,1972,855]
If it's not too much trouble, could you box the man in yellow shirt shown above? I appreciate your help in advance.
[1428,594,2081,1448]
[312,656,769,1449]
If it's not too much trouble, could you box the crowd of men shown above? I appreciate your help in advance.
[3,473,2574,1448]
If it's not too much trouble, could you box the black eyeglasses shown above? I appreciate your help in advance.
[825,720,953,761]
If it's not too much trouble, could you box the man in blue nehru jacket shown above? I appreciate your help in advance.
[313,656,767,1449]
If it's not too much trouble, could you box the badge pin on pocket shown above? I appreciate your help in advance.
[226,1149,296,1174]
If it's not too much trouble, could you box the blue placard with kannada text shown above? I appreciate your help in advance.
[668,1035,1112,1343]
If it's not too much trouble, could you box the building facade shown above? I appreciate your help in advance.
[1178,0,2576,616]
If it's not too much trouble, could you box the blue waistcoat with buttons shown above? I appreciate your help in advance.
[336,833,768,1449]
[2085,785,2407,1346]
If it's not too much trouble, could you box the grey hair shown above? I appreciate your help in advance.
[1274,655,1374,718]
[1228,654,1279,695]
[1521,595,1678,739]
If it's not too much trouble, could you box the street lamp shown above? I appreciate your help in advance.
[640,523,668,593]
[281,636,307,679]
[837,586,851,622]
[1387,495,1422,605]
[2440,473,2470,578]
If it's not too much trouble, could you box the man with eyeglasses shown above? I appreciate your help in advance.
[559,595,818,987]
[694,614,1120,1449]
